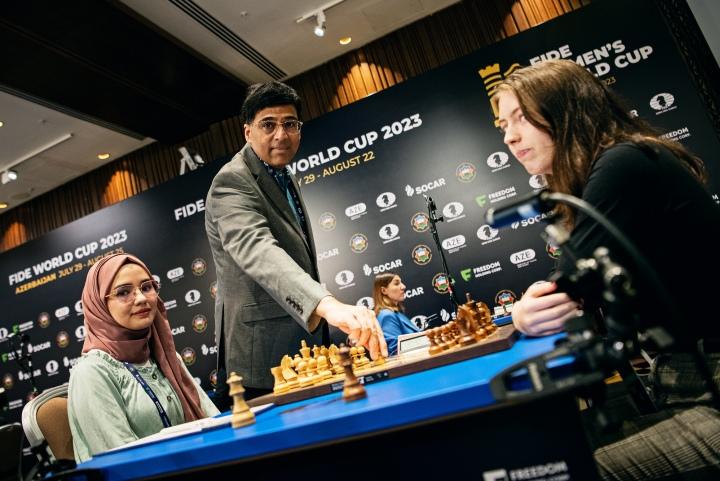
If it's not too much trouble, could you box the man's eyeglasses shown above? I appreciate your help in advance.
[105,280,160,304]
[254,119,303,135]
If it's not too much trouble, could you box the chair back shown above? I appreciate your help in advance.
[0,423,23,481]
[21,383,74,461]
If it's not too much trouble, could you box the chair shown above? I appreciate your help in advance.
[0,423,23,481]
[21,384,74,465]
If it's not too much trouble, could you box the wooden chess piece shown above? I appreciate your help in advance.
[315,355,333,382]
[300,340,311,360]
[355,346,370,368]
[227,372,255,428]
[280,355,299,390]
[339,346,366,401]
[427,327,444,355]
[271,366,289,394]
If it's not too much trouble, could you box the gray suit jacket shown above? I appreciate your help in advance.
[205,144,330,389]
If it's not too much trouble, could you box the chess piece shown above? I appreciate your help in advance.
[340,346,367,401]
[315,355,333,382]
[427,327,444,355]
[227,372,255,428]
[271,366,289,394]
[300,340,311,360]
[280,355,300,390]
[355,346,370,368]
[297,359,313,387]
[328,345,345,375]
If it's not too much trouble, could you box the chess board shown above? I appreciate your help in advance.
[249,323,518,406]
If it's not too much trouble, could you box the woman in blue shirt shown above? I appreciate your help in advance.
[373,273,420,356]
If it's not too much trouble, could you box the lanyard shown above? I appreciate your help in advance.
[122,361,172,428]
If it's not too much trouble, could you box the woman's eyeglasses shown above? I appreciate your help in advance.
[105,280,159,303]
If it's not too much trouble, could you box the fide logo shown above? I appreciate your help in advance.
[442,202,465,222]
[318,212,337,231]
[2,373,13,390]
[209,369,218,387]
[185,289,202,307]
[410,212,430,232]
[75,325,86,342]
[349,233,368,253]
[477,224,500,244]
[335,270,355,289]
[153,275,162,289]
[378,224,400,243]
[181,347,196,366]
[455,162,477,183]
[478,62,522,127]
[376,191,397,211]
[75,300,83,316]
[56,331,70,349]
[432,273,450,294]
[486,151,510,171]
[650,92,677,114]
[356,297,374,310]
[37,312,51,328]
[495,289,517,307]
[412,245,432,265]
[192,314,208,333]
[191,258,207,276]
[529,174,548,189]
[411,315,429,330]
[209,281,217,299]
[45,360,59,376]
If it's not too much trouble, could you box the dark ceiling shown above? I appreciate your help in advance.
[0,0,248,144]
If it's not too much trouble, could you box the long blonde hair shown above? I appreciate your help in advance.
[372,272,404,315]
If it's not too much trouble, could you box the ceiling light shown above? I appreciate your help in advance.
[314,10,326,37]
[0,202,7,209]
[0,121,4,127]
[339,37,352,45]
[1,170,18,185]
[97,153,111,160]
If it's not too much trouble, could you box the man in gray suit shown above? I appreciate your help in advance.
[205,81,387,399]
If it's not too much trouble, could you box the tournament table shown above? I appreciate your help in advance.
[75,333,600,481]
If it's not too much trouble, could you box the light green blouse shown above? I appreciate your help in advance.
[68,349,219,462]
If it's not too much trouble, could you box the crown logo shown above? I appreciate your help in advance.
[478,62,522,126]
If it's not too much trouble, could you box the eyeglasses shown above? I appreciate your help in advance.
[105,280,159,304]
[254,119,303,135]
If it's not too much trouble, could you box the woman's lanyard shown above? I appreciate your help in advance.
[122,361,172,428]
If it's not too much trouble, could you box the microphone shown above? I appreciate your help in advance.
[484,190,554,228]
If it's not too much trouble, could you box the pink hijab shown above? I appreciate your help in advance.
[81,253,204,422]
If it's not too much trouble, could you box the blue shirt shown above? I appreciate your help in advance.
[377,308,420,356]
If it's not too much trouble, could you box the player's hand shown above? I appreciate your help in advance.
[314,296,388,359]
[511,281,582,337]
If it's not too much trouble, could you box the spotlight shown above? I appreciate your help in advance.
[314,10,326,37]
[1,170,17,185]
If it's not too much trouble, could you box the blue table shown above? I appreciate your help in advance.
[78,334,599,481]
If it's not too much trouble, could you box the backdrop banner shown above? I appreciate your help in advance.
[2,0,718,421]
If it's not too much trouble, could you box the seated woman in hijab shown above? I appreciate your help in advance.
[68,253,219,462]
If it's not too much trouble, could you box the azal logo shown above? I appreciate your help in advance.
[461,269,473,282]
[181,347,196,366]
[410,212,429,232]
[412,245,432,265]
[432,273,450,294]
[318,212,336,231]
[349,233,368,253]
[191,258,207,276]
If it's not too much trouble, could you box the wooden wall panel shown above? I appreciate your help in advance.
[0,0,590,253]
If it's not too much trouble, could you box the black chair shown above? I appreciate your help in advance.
[0,423,23,481]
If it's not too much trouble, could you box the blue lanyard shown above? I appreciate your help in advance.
[122,361,172,428]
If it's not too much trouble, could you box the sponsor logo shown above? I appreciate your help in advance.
[363,259,402,276]
[318,212,336,231]
[56,331,70,348]
[478,62,522,126]
[432,273,450,294]
[181,347,196,366]
[378,224,400,244]
[185,289,201,307]
[442,202,465,222]
[46,360,59,376]
[477,224,500,245]
[38,312,51,328]
[410,212,430,232]
[345,202,367,220]
[441,235,467,253]
[171,326,186,336]
[75,325,86,342]
[152,275,162,289]
[488,186,517,204]
[209,281,217,299]
[546,243,562,259]
[510,249,537,268]
[191,258,207,276]
[192,314,208,333]
[18,321,33,333]
[456,162,477,182]
[334,270,356,289]
[529,174,548,189]
[8,399,24,410]
[167,267,184,281]
[3,373,13,390]
[63,356,81,368]
[482,461,569,481]
[349,233,368,253]
[405,177,446,197]
[495,289,517,306]
[660,126,691,142]
[28,341,51,353]
[209,369,218,387]
[0,327,9,342]
[18,369,42,381]
[511,212,549,229]
[411,315,429,330]
[486,151,511,171]
[440,309,452,322]
[318,248,340,261]
[200,344,217,356]
[405,287,424,299]
[75,300,83,316]
[55,306,70,320]
[164,299,178,310]
[411,244,432,265]
[475,195,488,208]
[376,192,398,212]
[463,261,503,281]
[356,297,374,309]
[650,92,677,114]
